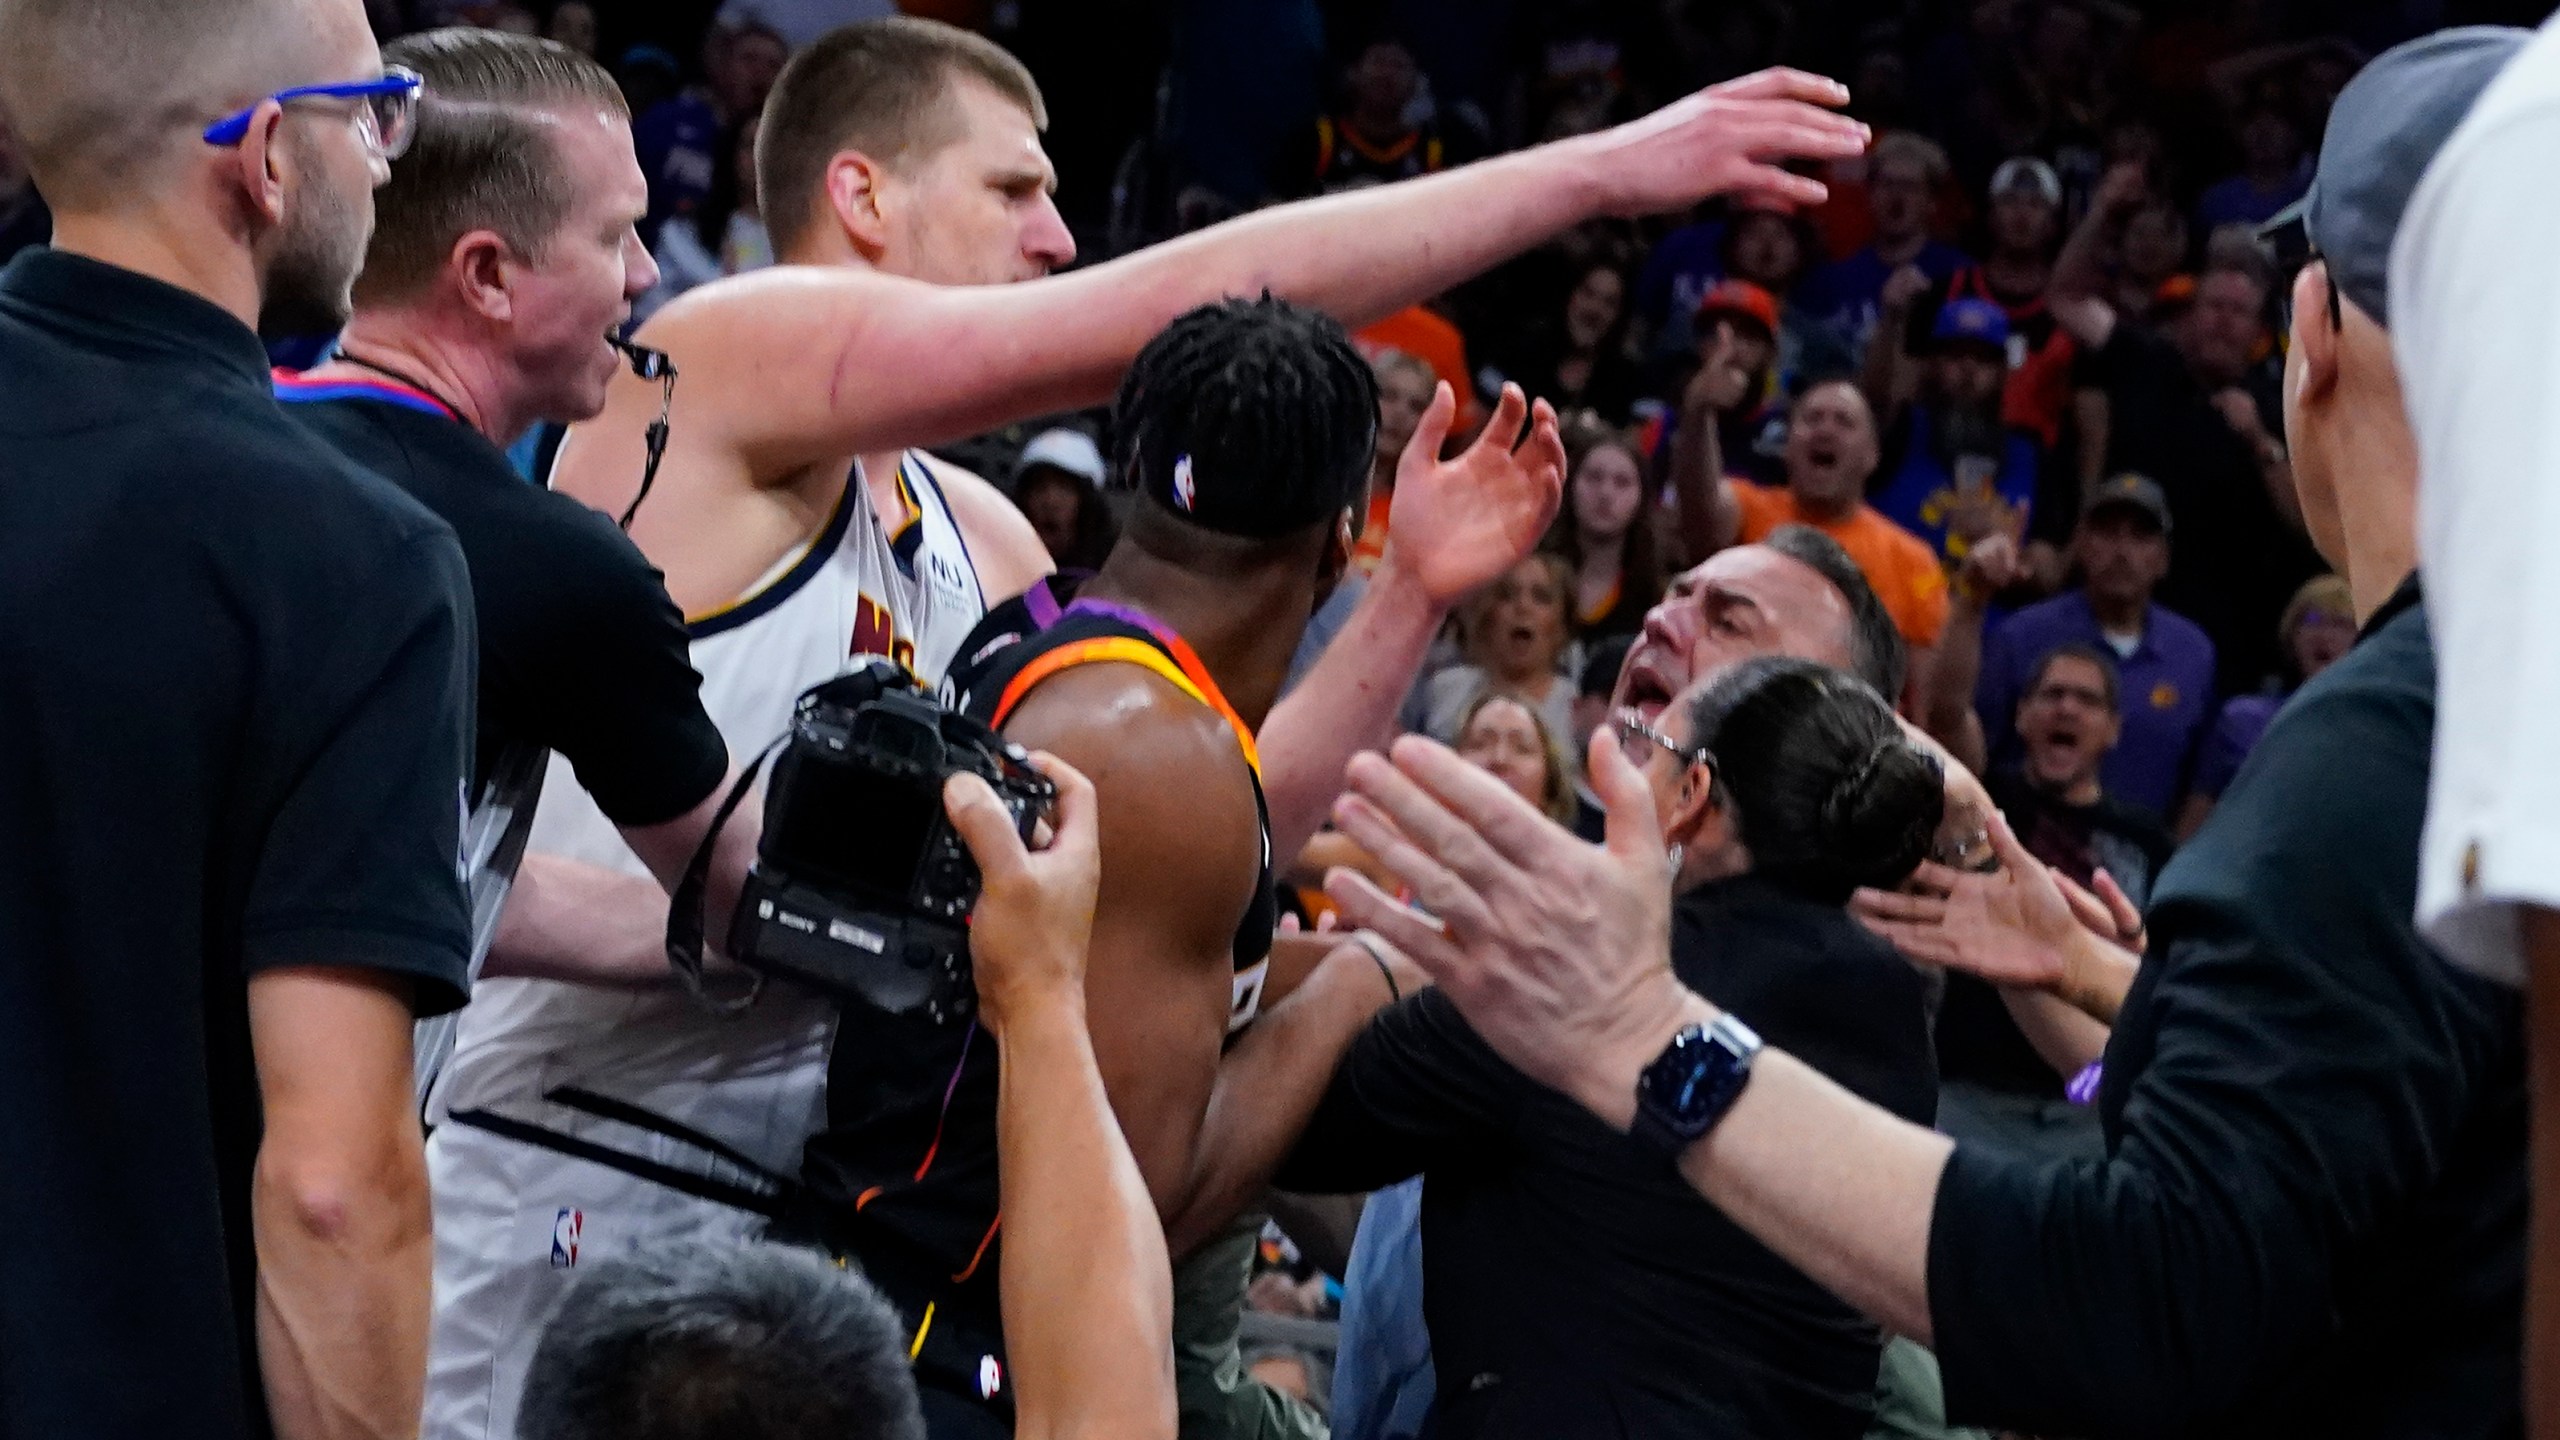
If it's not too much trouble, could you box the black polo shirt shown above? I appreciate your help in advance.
[0,250,477,1439]
[1925,580,2526,1438]
[1281,873,1938,1440]
[278,377,726,829]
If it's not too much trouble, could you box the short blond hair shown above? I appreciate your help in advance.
[0,0,331,208]
[758,17,1047,257]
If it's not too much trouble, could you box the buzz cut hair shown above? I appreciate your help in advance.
[355,27,629,305]
[0,0,330,209]
[758,17,1047,258]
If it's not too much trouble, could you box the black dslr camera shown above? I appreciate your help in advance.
[671,660,1054,1025]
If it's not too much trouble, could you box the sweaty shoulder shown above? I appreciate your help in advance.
[912,451,1055,604]
[998,660,1261,908]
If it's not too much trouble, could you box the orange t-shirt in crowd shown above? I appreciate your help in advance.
[1731,482,1951,648]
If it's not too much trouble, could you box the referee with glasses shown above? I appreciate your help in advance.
[0,2,475,1438]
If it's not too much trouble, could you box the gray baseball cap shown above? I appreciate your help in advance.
[2271,26,2527,328]
[2086,473,2173,535]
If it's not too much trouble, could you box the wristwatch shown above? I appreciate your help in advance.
[1628,1012,1762,1159]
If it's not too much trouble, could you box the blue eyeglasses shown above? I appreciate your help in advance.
[202,66,424,160]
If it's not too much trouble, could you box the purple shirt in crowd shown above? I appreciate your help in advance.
[1975,590,2218,818]
[2190,691,2284,800]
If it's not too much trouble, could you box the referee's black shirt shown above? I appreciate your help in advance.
[1927,580,2525,1439]
[0,250,477,1440]
[279,378,727,826]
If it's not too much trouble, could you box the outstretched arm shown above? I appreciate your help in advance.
[1258,383,1565,862]
[945,756,1178,1440]
[574,70,1865,504]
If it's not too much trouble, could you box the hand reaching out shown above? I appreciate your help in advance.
[1851,810,2082,991]
[1581,67,1871,217]
[1382,381,1566,608]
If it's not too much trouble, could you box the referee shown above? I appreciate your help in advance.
[0,2,475,1439]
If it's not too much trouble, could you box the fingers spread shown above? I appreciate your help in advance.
[1477,382,1529,455]
[1325,869,1469,979]
[1331,789,1501,939]
[1383,735,1575,876]
[1712,67,1852,107]
[1850,887,1948,926]
[1401,381,1457,473]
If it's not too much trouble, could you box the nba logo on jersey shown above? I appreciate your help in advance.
[551,1209,583,1268]
[977,1355,1004,1399]
[1172,454,1196,511]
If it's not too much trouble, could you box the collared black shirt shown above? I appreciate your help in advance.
[281,383,726,827]
[1280,873,1938,1440]
[1926,579,2526,1439]
[0,250,476,1440]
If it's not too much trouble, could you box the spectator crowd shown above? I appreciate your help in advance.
[5,2,2557,1440]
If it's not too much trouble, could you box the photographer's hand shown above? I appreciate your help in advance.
[946,756,1102,1035]
[943,754,1177,1440]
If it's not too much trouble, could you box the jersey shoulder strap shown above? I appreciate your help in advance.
[985,610,1263,777]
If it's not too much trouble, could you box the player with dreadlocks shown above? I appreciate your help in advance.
[794,297,1564,1436]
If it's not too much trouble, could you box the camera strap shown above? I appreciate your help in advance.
[445,1084,792,1220]
[665,736,787,1015]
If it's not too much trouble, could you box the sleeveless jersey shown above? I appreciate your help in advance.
[796,587,1277,1411]
[428,452,992,1180]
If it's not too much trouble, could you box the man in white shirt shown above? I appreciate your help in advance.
[2345,18,2560,1430]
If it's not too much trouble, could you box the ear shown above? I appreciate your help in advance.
[2291,261,2340,401]
[233,101,294,228]
[1665,760,1721,851]
[449,229,517,324]
[1319,505,1357,585]
[823,150,894,256]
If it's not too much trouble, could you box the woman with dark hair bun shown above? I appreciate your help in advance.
[1668,654,1946,902]
[1271,656,1945,1439]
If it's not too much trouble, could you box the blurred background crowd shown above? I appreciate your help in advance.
[13,0,2532,1424]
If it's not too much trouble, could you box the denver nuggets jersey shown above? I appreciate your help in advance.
[428,451,992,1172]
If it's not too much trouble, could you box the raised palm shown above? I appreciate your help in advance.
[1585,68,1872,216]
[1383,381,1565,608]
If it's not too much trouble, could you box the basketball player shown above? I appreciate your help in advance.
[840,296,1560,1434]
[424,19,1867,1435]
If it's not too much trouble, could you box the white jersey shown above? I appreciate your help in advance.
[428,449,991,1164]
[423,453,996,1440]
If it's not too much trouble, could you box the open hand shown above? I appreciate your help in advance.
[1581,67,1870,216]
[947,753,1100,1035]
[1851,810,2081,991]
[1321,728,1687,1129]
[1382,381,1566,608]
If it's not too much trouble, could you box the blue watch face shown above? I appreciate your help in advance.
[1640,1025,1748,1136]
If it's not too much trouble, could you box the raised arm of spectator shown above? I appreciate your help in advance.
[1861,265,1934,418]
[249,970,435,1440]
[1923,530,2017,774]
[944,755,1178,1440]
[1326,730,2476,1435]
[1670,335,1749,561]
[1258,383,1565,864]
[2050,163,2149,351]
